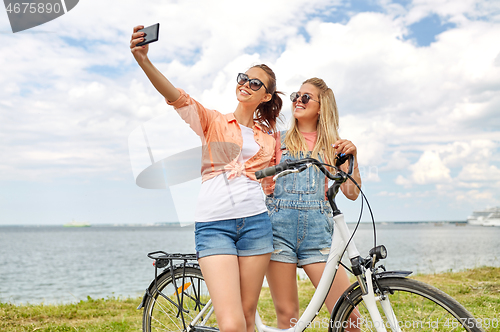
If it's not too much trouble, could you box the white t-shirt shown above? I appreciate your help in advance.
[195,124,267,222]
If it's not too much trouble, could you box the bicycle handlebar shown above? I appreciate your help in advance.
[256,154,355,181]
[254,163,285,179]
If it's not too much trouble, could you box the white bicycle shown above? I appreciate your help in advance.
[138,155,485,332]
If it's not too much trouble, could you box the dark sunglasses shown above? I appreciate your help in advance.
[290,92,320,104]
[237,73,269,93]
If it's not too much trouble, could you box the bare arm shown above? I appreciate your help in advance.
[334,139,362,200]
[261,132,279,195]
[130,25,180,102]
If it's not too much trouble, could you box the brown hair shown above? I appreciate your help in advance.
[251,64,283,133]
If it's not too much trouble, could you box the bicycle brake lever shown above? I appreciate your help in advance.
[303,163,314,170]
[273,168,299,181]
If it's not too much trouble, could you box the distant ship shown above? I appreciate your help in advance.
[63,220,91,227]
[467,207,500,227]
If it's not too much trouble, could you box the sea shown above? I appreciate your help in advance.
[1,222,499,305]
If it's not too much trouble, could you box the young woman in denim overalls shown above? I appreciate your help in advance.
[263,78,362,329]
[130,26,283,332]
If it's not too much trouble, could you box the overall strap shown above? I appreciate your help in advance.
[279,130,287,150]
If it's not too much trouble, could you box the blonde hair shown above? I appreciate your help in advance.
[283,77,340,164]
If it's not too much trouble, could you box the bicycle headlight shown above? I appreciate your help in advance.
[369,245,387,260]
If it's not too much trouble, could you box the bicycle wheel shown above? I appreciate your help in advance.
[330,277,484,332]
[142,266,218,332]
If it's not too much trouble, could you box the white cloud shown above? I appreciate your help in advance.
[381,151,412,171]
[410,150,452,184]
[457,163,500,182]
[376,190,412,198]
[394,139,499,186]
[405,0,475,24]
[360,166,381,182]
[455,189,499,206]
[440,140,497,167]
[394,149,453,187]
[0,0,499,223]
[395,175,412,188]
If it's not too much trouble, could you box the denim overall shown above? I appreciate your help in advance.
[266,131,334,267]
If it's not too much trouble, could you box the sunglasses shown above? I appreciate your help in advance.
[290,92,320,104]
[237,73,269,93]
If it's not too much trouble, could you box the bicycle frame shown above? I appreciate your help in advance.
[255,211,392,332]
[252,156,400,332]
[175,213,386,332]
[142,155,482,332]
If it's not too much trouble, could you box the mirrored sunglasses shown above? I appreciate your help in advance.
[237,73,269,93]
[290,92,320,104]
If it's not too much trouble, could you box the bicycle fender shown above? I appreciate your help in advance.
[328,270,413,330]
[136,262,200,310]
[375,270,413,279]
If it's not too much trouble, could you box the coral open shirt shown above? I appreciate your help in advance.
[166,89,276,185]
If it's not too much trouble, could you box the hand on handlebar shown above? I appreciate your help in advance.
[333,139,357,159]
[333,139,357,174]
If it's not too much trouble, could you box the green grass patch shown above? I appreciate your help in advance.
[1,267,499,331]
[0,296,142,331]
[258,266,500,332]
[413,266,500,325]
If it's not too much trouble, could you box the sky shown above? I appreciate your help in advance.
[0,0,499,225]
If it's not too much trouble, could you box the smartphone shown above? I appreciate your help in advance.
[137,23,160,46]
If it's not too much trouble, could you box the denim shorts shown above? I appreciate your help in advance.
[267,198,334,267]
[195,212,274,259]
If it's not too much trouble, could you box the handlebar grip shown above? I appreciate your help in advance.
[255,166,276,179]
[335,153,349,167]
[347,154,354,175]
[335,153,356,175]
[256,162,289,179]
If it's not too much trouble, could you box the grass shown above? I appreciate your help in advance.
[1,267,499,331]
[0,296,142,331]
[258,266,500,332]
[412,266,500,322]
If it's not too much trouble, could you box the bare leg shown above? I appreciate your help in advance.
[304,263,360,332]
[239,253,272,332]
[198,255,246,332]
[198,253,271,332]
[266,261,300,329]
[303,263,347,312]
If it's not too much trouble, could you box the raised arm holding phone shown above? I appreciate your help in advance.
[130,25,283,332]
